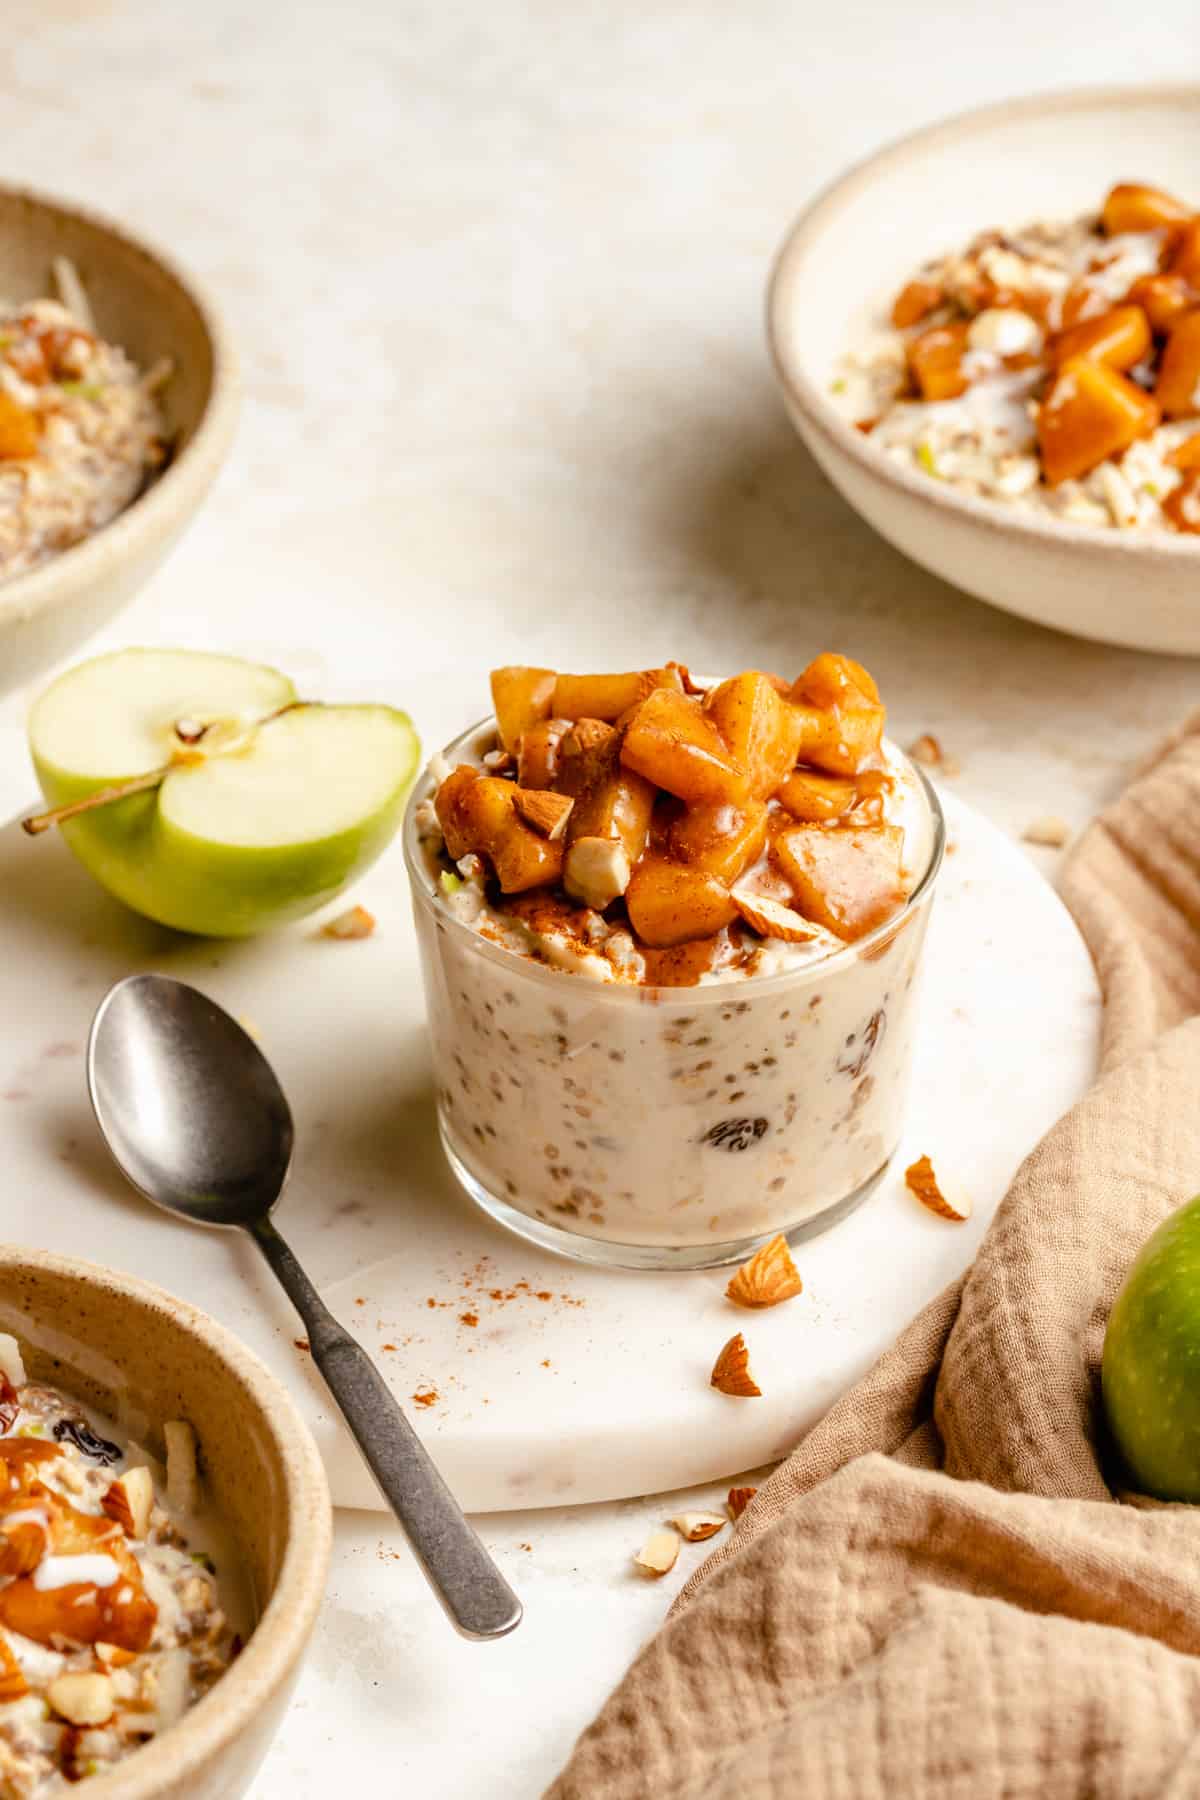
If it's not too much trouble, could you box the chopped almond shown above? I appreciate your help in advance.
[102,1466,154,1540]
[633,1529,680,1577]
[1022,815,1070,848]
[669,1511,727,1542]
[731,888,830,947]
[710,1332,761,1398]
[727,1486,757,1520]
[905,1154,970,1222]
[321,904,376,941]
[725,1234,803,1309]
[511,788,574,841]
[47,1671,114,1727]
[94,1641,136,1670]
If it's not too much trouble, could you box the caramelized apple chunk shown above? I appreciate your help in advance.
[625,854,738,947]
[1155,312,1200,417]
[788,654,885,776]
[434,767,562,892]
[1101,182,1193,237]
[1171,221,1200,288]
[0,392,39,462]
[1049,304,1151,373]
[1127,273,1195,334]
[1037,358,1159,485]
[516,717,571,789]
[667,800,768,885]
[490,667,556,754]
[907,321,970,401]
[552,667,683,722]
[702,672,804,797]
[771,822,907,941]
[891,279,943,329]
[620,687,750,806]
[560,731,656,908]
[775,770,857,823]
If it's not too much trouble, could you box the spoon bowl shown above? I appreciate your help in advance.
[89,974,293,1228]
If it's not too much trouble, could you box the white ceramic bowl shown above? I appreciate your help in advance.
[0,185,238,695]
[767,85,1200,656]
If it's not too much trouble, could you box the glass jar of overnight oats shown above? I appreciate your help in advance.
[403,665,945,1272]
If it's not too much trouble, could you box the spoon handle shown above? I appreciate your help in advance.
[248,1216,522,1641]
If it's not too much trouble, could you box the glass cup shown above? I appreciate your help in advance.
[403,720,945,1270]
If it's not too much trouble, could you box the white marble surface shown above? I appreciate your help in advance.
[0,1,1197,1794]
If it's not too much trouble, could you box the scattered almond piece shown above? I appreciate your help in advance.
[1022,815,1070,849]
[710,1332,761,1398]
[727,1486,757,1520]
[669,1510,727,1543]
[905,1154,971,1222]
[321,904,376,941]
[726,1234,803,1310]
[47,1671,114,1727]
[633,1528,680,1577]
[907,733,960,776]
[512,787,574,841]
[94,1642,136,1670]
[731,890,830,946]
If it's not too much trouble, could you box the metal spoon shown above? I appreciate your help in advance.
[87,972,522,1642]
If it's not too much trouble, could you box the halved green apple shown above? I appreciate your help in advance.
[27,649,419,936]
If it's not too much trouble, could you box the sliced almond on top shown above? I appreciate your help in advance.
[1022,815,1070,849]
[48,1671,114,1727]
[633,1528,680,1577]
[710,1332,761,1398]
[512,787,574,841]
[905,1154,970,1222]
[725,1234,803,1310]
[94,1641,136,1670]
[727,1486,757,1520]
[669,1510,726,1543]
[102,1465,155,1540]
[731,889,831,946]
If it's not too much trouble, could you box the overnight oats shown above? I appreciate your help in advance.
[0,1334,241,1794]
[837,181,1200,532]
[404,656,944,1268]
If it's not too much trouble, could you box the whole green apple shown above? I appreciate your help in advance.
[1102,1193,1200,1501]
[27,648,420,937]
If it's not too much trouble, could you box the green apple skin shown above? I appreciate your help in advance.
[32,711,419,938]
[1102,1193,1200,1501]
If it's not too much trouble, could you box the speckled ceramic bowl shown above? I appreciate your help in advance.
[767,84,1200,655]
[0,185,238,696]
[0,1247,331,1799]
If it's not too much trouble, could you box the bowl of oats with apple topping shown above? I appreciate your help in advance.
[0,1250,329,1799]
[406,655,943,1269]
[0,185,237,696]
[768,87,1200,653]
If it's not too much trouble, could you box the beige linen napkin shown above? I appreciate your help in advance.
[550,716,1200,1800]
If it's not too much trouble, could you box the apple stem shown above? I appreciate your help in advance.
[21,765,170,836]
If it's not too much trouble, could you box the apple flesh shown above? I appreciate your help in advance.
[28,649,419,936]
[1102,1192,1200,1500]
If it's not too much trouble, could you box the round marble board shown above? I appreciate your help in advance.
[0,789,1098,1512]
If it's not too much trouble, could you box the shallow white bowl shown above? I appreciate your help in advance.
[767,85,1200,656]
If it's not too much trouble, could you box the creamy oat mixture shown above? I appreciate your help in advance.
[405,659,941,1255]
[837,182,1200,533]
[0,261,167,580]
[0,1335,239,1796]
